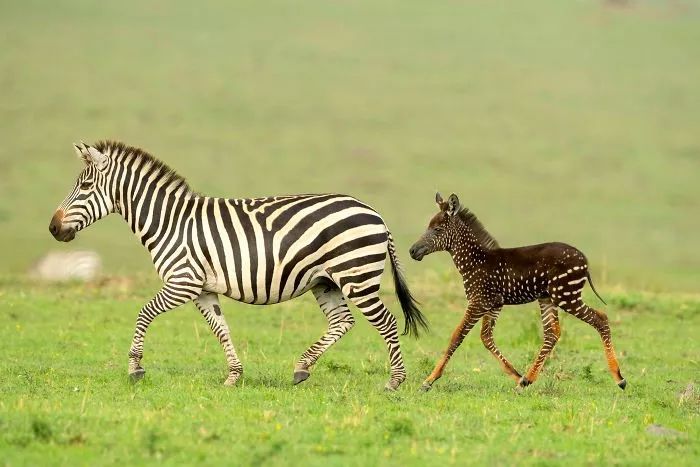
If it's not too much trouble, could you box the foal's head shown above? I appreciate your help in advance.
[49,143,116,242]
[409,193,462,261]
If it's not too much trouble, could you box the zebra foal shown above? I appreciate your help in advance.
[409,193,626,391]
[49,141,428,390]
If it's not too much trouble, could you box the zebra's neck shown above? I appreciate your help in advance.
[112,160,194,250]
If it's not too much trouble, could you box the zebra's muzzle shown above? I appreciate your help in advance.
[49,212,76,242]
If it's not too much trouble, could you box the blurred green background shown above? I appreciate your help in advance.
[1,0,698,292]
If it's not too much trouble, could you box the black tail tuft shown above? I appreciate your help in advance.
[390,262,429,338]
[586,270,607,305]
[386,231,429,338]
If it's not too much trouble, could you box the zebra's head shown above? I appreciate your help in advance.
[49,143,116,242]
[409,192,461,261]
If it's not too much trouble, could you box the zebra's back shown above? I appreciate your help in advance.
[191,194,389,304]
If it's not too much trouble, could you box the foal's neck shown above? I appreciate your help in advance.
[448,221,491,272]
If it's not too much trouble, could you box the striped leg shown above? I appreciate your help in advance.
[480,312,522,382]
[293,283,355,385]
[421,303,487,391]
[128,282,201,381]
[520,298,560,387]
[561,298,626,389]
[194,292,243,386]
[346,290,405,391]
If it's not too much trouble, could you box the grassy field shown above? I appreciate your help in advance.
[1,278,698,465]
[1,0,699,465]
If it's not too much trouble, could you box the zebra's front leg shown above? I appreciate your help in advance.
[128,282,201,382]
[194,292,243,387]
[294,283,354,385]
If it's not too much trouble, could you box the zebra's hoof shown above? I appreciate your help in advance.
[384,382,398,392]
[293,370,310,385]
[618,378,627,390]
[419,383,433,392]
[129,368,146,382]
[223,375,240,387]
[518,376,531,388]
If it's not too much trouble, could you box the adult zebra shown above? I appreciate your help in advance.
[49,141,428,390]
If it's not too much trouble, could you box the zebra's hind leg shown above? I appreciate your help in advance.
[194,291,243,386]
[520,298,560,388]
[479,312,522,383]
[559,298,626,390]
[128,281,201,382]
[293,283,355,385]
[345,288,406,391]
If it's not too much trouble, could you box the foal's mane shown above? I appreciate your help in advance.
[456,208,500,250]
[94,140,194,194]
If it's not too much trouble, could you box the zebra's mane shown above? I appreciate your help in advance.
[455,208,500,250]
[94,140,193,194]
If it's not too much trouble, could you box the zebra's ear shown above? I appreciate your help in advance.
[446,193,461,216]
[74,142,108,169]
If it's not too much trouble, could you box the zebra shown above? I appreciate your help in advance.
[29,250,101,282]
[409,193,625,391]
[49,140,428,390]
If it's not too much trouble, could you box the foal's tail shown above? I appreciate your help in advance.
[586,270,607,305]
[387,230,429,338]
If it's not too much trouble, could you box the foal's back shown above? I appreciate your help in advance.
[486,242,589,306]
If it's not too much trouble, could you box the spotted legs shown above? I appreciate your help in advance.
[421,302,487,391]
[480,311,523,383]
[520,298,561,387]
[293,283,355,385]
[194,291,243,386]
[128,281,201,381]
[561,300,626,389]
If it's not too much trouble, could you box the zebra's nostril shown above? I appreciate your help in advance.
[49,224,58,235]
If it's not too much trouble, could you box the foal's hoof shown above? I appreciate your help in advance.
[384,382,399,392]
[618,378,627,390]
[419,383,433,392]
[518,376,531,388]
[293,370,310,385]
[129,368,146,383]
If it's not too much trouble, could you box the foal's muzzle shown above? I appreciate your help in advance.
[409,243,428,261]
[49,211,76,242]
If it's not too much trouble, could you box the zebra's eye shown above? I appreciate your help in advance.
[79,180,93,190]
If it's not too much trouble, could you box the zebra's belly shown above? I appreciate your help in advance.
[205,265,330,305]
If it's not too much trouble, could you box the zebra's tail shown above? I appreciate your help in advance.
[586,270,607,305]
[386,230,429,338]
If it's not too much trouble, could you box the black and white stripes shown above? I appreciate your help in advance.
[50,140,427,389]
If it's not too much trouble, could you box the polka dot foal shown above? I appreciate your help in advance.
[409,192,626,392]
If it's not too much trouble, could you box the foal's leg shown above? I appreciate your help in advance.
[520,298,560,387]
[194,291,243,386]
[421,303,487,391]
[293,283,355,385]
[559,296,626,389]
[480,311,523,383]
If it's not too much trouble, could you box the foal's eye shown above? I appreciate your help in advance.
[79,181,93,190]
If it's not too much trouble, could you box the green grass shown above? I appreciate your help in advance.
[1,1,699,465]
[1,278,698,465]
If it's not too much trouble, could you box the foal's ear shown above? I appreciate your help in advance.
[73,142,108,169]
[435,192,444,208]
[446,193,461,216]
